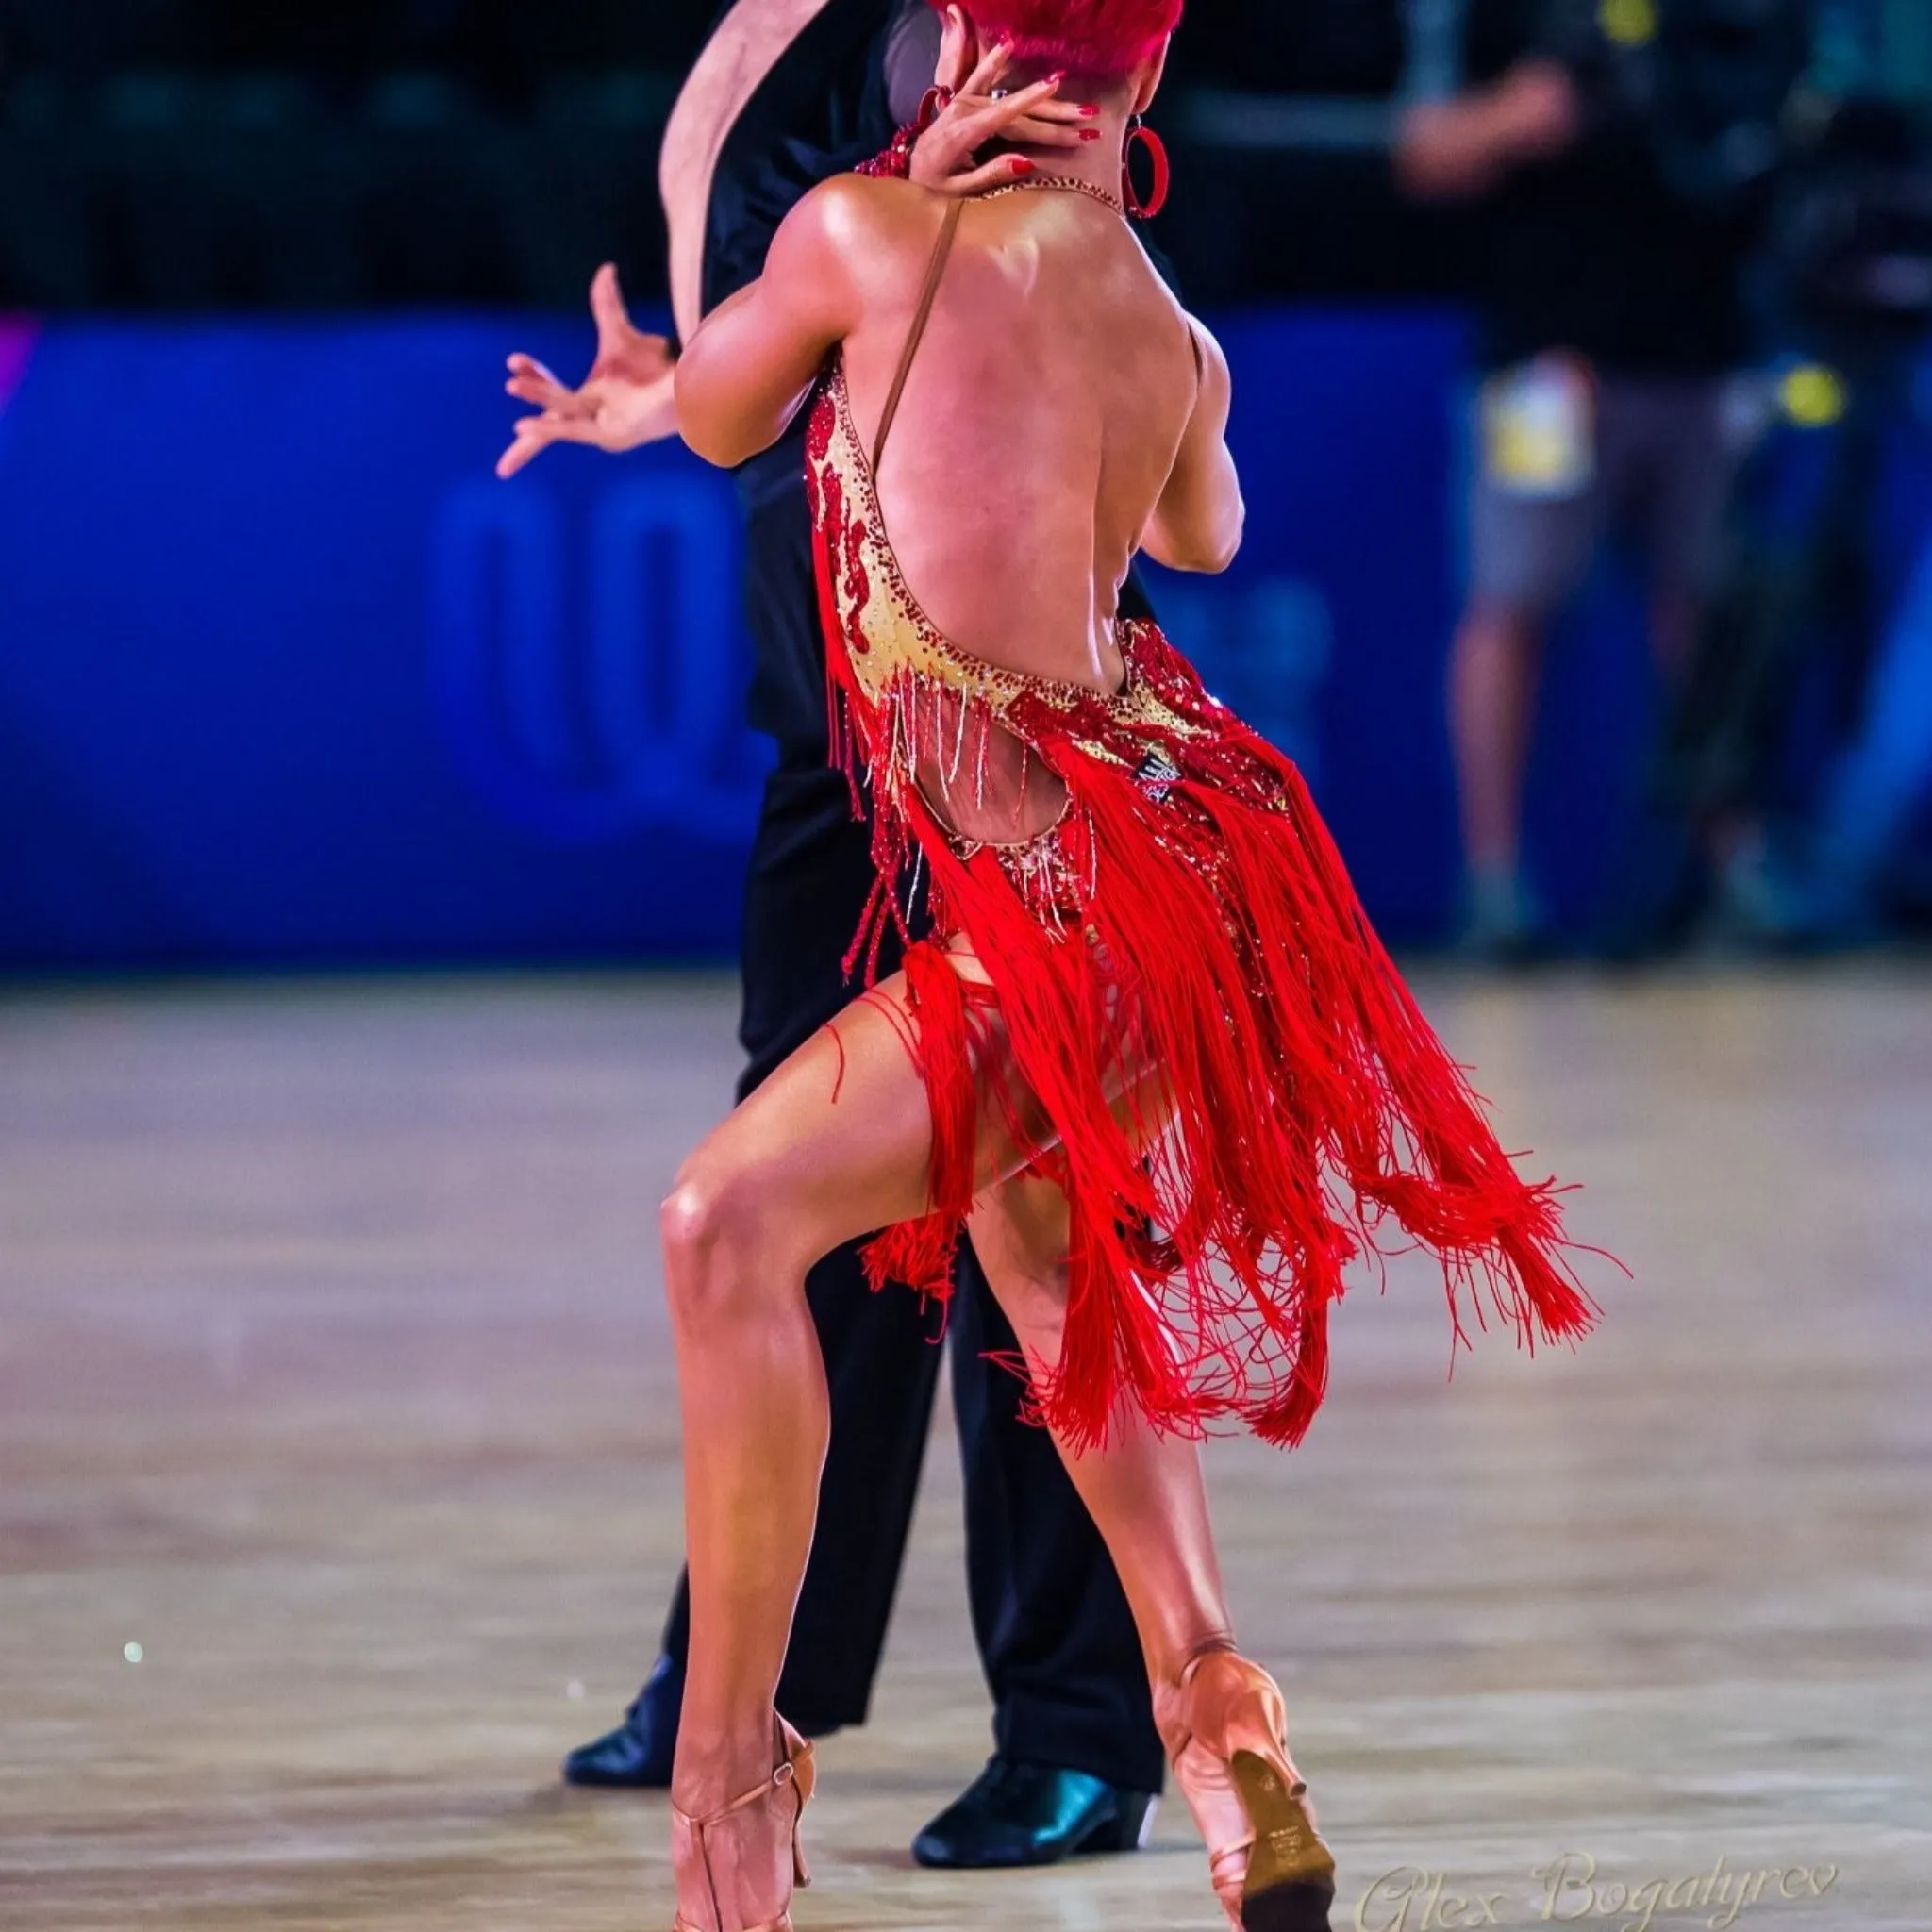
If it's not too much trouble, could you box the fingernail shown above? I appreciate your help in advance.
[1080,128,1101,142]
[1079,103,1100,117]
[1049,70,1066,85]
[1011,158,1036,176]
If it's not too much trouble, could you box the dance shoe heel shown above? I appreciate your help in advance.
[1226,1748,1335,1932]
[670,1715,816,1932]
[1157,1650,1338,1932]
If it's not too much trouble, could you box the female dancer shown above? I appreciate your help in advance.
[664,4,1600,1927]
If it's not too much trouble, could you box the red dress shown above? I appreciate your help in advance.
[804,316,1598,1454]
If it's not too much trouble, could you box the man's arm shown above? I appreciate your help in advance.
[675,177,871,470]
[660,0,843,348]
[1141,319,1243,575]
[499,37,1069,480]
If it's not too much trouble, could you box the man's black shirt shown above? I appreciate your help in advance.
[701,0,901,325]
[695,0,901,746]
[692,0,1154,752]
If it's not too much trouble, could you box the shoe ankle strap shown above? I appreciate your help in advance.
[675,1720,813,1836]
[675,1757,799,1835]
[1175,1636,1241,1689]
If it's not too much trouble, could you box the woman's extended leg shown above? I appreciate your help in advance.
[661,983,924,1807]
[658,968,1046,1928]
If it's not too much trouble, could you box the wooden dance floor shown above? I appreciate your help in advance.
[2,967,1927,1931]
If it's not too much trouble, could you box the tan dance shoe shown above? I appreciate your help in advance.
[669,1715,815,1932]
[1156,1649,1337,1932]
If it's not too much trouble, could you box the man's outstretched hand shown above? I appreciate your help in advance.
[498,264,678,479]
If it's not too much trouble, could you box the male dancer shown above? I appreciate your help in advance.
[498,0,1164,1869]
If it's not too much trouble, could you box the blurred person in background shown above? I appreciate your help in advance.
[1641,78,1932,949]
[1799,512,1932,932]
[1397,0,1807,959]
[499,0,1167,1872]
[1630,78,1932,954]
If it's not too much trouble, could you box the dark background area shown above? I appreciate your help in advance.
[5,2,1932,969]
[0,1,1412,102]
[0,0,1465,311]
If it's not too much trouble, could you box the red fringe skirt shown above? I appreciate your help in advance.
[808,421,1599,1454]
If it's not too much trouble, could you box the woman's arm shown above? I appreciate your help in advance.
[675,178,870,470]
[1141,319,1244,575]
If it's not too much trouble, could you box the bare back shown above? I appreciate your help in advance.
[838,182,1200,695]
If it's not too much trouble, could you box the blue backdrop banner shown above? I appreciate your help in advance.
[1,309,1677,970]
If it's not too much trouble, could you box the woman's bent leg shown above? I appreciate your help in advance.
[966,1177,1337,1931]
[966,1174,1235,1685]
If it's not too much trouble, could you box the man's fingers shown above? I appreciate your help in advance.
[525,414,603,448]
[506,372,578,411]
[590,262,632,347]
[496,424,556,479]
[506,367,591,413]
[496,411,609,477]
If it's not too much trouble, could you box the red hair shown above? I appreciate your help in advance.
[939,0,1183,78]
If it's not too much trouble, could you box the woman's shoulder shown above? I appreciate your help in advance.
[756,172,948,325]
[780,173,949,271]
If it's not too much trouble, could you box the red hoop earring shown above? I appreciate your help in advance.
[1122,115,1170,220]
[917,85,954,133]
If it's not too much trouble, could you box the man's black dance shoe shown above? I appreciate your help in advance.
[912,1757,1159,1869]
[561,1656,682,1789]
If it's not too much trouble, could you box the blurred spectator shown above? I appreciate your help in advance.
[1759,52,1932,939]
[1634,87,1932,951]
[1398,0,1807,959]
[1793,513,1932,931]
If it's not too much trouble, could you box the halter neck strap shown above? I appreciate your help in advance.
[873,197,964,475]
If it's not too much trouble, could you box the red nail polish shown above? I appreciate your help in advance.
[1080,128,1101,142]
[1011,158,1037,176]
[1079,104,1100,117]
[1049,70,1066,85]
